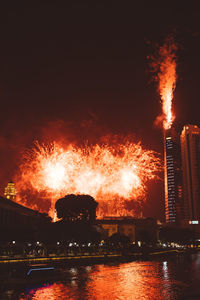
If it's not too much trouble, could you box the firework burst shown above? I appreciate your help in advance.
[15,139,161,218]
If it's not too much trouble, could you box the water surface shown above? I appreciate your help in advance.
[1,253,200,299]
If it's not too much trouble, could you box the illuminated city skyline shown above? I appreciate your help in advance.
[0,3,200,221]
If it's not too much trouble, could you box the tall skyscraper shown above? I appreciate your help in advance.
[180,125,200,223]
[4,181,17,201]
[164,127,183,223]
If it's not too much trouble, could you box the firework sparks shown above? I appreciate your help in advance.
[152,37,177,129]
[15,140,161,218]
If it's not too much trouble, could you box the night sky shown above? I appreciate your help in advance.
[0,2,200,220]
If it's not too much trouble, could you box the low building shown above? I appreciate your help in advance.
[97,217,158,243]
[0,196,51,242]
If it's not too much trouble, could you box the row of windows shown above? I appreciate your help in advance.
[166,164,174,168]
[166,158,173,162]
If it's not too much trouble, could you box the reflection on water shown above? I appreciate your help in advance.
[2,253,200,299]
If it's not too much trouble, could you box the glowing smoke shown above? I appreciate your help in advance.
[15,139,161,218]
[151,36,177,129]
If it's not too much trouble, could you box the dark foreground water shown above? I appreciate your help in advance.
[1,253,200,299]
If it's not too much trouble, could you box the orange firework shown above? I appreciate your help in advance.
[152,37,177,129]
[15,139,161,218]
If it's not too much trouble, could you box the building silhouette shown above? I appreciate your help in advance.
[164,127,183,223]
[0,196,51,242]
[97,217,157,243]
[180,125,200,223]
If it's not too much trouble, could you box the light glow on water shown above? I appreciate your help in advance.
[12,256,199,300]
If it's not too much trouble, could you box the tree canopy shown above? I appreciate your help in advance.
[55,194,98,223]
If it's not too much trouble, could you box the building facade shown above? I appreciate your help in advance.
[164,127,183,223]
[180,125,200,223]
[97,217,158,243]
[4,181,17,201]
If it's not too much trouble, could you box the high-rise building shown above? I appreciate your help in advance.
[4,181,17,201]
[180,125,200,223]
[164,127,183,223]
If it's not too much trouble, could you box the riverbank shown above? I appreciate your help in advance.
[0,248,186,265]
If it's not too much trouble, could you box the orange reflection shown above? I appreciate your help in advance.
[20,262,181,300]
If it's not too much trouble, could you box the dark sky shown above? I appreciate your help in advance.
[0,2,200,220]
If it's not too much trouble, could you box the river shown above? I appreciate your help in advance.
[1,253,200,299]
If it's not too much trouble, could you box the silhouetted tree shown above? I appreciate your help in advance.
[55,194,98,223]
[52,195,100,242]
[109,233,130,245]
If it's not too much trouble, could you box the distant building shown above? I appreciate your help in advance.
[4,181,17,201]
[164,127,183,223]
[180,125,200,223]
[97,217,158,243]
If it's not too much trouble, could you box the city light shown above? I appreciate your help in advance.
[4,181,17,201]
[189,220,199,225]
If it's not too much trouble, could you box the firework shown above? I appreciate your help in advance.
[152,36,177,129]
[15,139,161,218]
